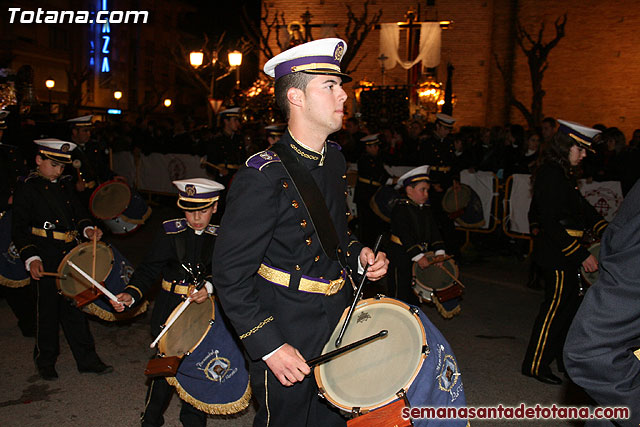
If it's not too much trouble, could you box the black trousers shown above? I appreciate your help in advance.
[1,284,36,336]
[141,377,206,427]
[522,268,581,376]
[249,360,346,427]
[387,243,421,306]
[33,276,102,370]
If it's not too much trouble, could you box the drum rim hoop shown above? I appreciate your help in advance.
[314,297,427,411]
[56,241,114,297]
[89,180,132,219]
[158,295,216,357]
[411,255,459,292]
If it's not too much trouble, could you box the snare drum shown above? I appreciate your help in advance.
[442,184,485,228]
[0,210,30,288]
[412,255,462,318]
[581,242,600,287]
[158,297,251,415]
[90,180,151,234]
[56,241,148,321]
[315,297,467,424]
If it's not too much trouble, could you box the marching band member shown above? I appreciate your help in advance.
[212,38,388,426]
[522,120,607,385]
[109,178,227,427]
[387,166,447,308]
[11,139,111,380]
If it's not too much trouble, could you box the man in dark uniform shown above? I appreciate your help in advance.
[419,113,461,258]
[0,111,35,336]
[110,178,228,427]
[67,116,115,202]
[354,133,395,247]
[205,108,245,186]
[564,180,640,426]
[212,38,388,427]
[11,138,112,380]
[522,120,607,385]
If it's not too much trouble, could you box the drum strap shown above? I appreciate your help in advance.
[270,143,347,266]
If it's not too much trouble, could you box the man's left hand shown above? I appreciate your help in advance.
[359,248,389,281]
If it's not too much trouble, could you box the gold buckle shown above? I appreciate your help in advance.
[325,276,345,296]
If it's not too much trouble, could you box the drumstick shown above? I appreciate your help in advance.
[435,263,465,288]
[200,157,223,172]
[335,234,383,348]
[41,271,66,279]
[91,231,97,280]
[67,260,120,303]
[307,330,388,368]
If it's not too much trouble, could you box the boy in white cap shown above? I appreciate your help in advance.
[109,178,239,426]
[212,38,388,426]
[388,166,447,306]
[11,139,110,380]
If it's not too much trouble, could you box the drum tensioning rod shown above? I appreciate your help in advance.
[307,330,388,368]
[335,234,383,348]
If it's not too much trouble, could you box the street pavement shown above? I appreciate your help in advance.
[0,202,595,426]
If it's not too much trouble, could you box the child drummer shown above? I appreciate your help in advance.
[110,178,225,427]
[387,165,448,306]
[11,138,111,381]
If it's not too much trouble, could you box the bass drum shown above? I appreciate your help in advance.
[159,297,251,415]
[57,241,148,321]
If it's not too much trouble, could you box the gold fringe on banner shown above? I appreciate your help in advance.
[432,297,461,319]
[166,376,252,415]
[0,275,30,288]
[82,300,149,322]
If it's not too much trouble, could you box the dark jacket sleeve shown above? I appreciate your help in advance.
[124,230,173,301]
[564,182,640,425]
[212,167,285,360]
[11,181,38,262]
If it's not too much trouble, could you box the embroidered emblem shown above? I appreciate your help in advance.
[185,184,196,196]
[356,311,371,324]
[438,354,459,392]
[61,143,70,152]
[197,349,238,383]
[333,42,345,61]
[260,152,273,161]
[6,242,20,261]
[120,261,134,285]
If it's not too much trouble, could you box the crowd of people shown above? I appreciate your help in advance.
[1,36,639,426]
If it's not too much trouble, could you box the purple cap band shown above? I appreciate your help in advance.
[274,55,341,80]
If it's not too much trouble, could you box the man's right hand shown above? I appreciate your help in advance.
[265,343,310,386]
[110,293,133,312]
[582,254,598,273]
[30,259,44,280]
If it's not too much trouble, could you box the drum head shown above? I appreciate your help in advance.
[581,242,600,286]
[442,184,471,214]
[57,242,113,298]
[158,296,214,358]
[315,298,426,411]
[413,257,458,296]
[90,180,131,219]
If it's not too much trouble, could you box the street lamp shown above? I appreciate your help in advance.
[163,98,172,108]
[113,90,122,109]
[45,78,55,116]
[228,50,243,87]
[189,51,204,68]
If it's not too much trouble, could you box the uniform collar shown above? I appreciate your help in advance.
[286,128,326,167]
